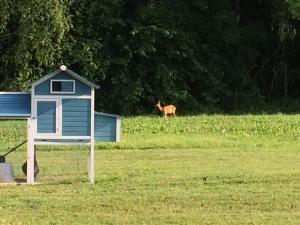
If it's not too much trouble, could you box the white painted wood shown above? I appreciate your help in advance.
[34,95,91,99]
[34,136,91,140]
[50,79,76,94]
[0,92,29,94]
[58,99,62,136]
[51,79,75,82]
[34,141,90,145]
[31,69,61,87]
[65,69,100,89]
[30,84,37,184]
[116,117,121,142]
[28,68,100,184]
[91,88,95,140]
[94,111,122,118]
[27,118,35,184]
[31,67,99,89]
[88,143,95,184]
[55,100,60,135]
[31,85,36,135]
[0,116,30,119]
[34,99,60,137]
[89,88,95,184]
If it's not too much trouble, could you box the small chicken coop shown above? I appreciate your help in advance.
[0,65,121,184]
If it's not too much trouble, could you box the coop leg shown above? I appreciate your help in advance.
[27,118,35,184]
[88,144,95,184]
[27,144,35,184]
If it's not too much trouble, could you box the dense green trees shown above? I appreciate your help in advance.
[0,0,299,114]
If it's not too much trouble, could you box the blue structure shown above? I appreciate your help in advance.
[0,65,121,184]
[0,93,31,118]
[31,66,97,143]
[95,112,121,142]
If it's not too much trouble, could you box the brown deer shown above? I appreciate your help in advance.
[155,101,176,118]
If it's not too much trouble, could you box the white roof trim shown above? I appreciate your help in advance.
[30,69,60,87]
[0,114,31,118]
[0,92,30,94]
[31,66,100,89]
[95,111,122,118]
[66,69,100,89]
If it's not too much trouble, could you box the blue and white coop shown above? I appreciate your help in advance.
[0,65,121,184]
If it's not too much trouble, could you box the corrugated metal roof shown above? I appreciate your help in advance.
[0,93,31,118]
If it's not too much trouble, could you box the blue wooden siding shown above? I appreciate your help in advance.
[35,72,91,96]
[62,99,91,136]
[94,114,117,142]
[0,93,31,117]
[37,101,56,133]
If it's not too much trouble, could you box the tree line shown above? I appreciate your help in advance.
[0,0,300,114]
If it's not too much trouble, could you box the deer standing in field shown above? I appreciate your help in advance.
[155,100,176,118]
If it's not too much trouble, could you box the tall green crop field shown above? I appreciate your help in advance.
[0,114,299,149]
[98,114,300,150]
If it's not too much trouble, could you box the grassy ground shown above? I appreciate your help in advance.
[0,115,299,224]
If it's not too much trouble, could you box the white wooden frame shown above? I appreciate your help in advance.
[34,99,60,138]
[27,86,35,184]
[27,118,34,184]
[27,66,98,184]
[50,79,75,94]
[31,66,99,89]
[33,96,92,140]
[0,92,29,94]
[116,118,121,142]
[89,87,95,184]
[34,95,91,99]
[34,140,90,145]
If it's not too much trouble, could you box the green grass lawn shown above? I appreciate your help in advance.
[0,115,299,224]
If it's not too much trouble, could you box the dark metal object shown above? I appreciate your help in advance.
[0,140,27,163]
[0,156,5,163]
[22,160,39,177]
[21,146,39,178]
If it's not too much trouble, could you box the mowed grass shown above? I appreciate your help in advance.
[0,115,299,225]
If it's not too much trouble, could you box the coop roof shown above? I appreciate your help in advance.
[95,111,122,118]
[0,92,31,118]
[31,65,100,89]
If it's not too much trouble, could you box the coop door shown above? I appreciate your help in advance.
[36,100,59,135]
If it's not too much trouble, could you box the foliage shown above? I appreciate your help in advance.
[1,115,299,150]
[288,0,300,19]
[122,115,300,138]
[0,0,72,90]
[0,0,300,113]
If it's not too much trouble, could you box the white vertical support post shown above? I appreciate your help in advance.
[27,118,34,184]
[116,117,121,142]
[89,88,95,184]
[89,143,95,184]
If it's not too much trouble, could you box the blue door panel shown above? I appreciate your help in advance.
[62,99,91,136]
[37,101,56,133]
